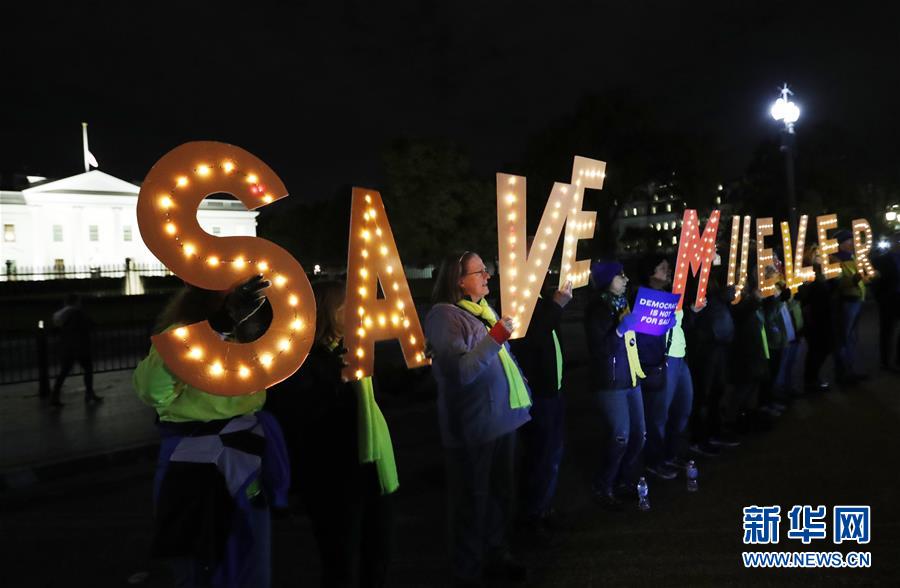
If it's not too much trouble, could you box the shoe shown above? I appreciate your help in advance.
[85,394,104,404]
[804,382,830,394]
[646,464,678,480]
[538,508,567,532]
[759,405,782,418]
[484,550,527,583]
[516,516,554,547]
[665,456,690,469]
[614,482,638,502]
[592,486,625,511]
[689,442,721,457]
[451,575,484,588]
[709,433,741,447]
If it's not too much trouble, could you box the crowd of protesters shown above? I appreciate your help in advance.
[130,227,900,587]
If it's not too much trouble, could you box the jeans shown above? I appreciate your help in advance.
[445,432,516,581]
[836,300,863,379]
[664,357,693,462]
[520,395,565,519]
[774,339,800,394]
[641,375,669,469]
[593,386,645,492]
[170,502,272,588]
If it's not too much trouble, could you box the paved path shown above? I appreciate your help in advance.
[2,306,898,586]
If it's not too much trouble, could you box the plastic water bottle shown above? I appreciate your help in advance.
[637,476,650,511]
[686,460,699,492]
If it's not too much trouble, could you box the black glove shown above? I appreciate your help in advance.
[224,274,271,326]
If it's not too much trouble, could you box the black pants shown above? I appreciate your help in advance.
[758,349,782,407]
[304,464,393,588]
[690,345,727,443]
[878,298,900,368]
[803,332,832,387]
[51,353,94,402]
[445,432,516,581]
[520,395,565,519]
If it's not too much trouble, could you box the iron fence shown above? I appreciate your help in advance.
[0,323,154,386]
[1,262,171,282]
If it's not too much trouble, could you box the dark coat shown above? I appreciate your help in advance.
[797,268,835,348]
[584,293,637,391]
[690,292,735,349]
[509,295,564,398]
[265,342,368,498]
[729,295,769,382]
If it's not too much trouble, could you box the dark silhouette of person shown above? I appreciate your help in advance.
[50,293,101,407]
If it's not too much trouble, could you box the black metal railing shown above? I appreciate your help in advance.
[0,323,154,387]
[1,262,171,282]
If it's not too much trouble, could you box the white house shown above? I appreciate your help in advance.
[1,170,258,277]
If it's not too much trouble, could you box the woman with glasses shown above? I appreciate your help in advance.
[584,260,646,511]
[424,251,532,586]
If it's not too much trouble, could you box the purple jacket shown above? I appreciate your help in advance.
[424,303,531,448]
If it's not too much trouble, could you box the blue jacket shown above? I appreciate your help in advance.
[424,303,531,448]
[584,294,638,391]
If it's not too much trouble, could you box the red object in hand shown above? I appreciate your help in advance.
[489,321,512,345]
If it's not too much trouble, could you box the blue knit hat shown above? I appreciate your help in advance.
[833,229,852,244]
[590,260,624,290]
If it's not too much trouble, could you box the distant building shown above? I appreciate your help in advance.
[1,170,257,278]
[614,180,729,257]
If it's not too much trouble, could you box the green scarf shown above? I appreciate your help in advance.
[756,310,770,360]
[354,376,399,495]
[551,330,563,390]
[537,295,564,390]
[455,298,532,409]
[324,339,397,495]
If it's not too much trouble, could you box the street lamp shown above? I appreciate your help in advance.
[771,84,801,228]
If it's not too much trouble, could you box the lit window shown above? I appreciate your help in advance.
[666,203,672,212]
[3,224,14,242]
[716,196,722,205]
[656,223,662,231]
[672,235,677,245]
[89,225,99,242]
[53,225,63,242]
[212,226,222,235]
[664,222,669,230]
[624,209,629,217]
[632,207,638,216]
[54,258,65,272]
[123,226,133,242]
[651,206,657,215]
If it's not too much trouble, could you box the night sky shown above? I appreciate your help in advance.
[2,1,898,202]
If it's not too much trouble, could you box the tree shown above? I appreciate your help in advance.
[381,139,496,266]
[518,90,718,258]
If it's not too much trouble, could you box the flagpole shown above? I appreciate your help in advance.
[82,122,90,173]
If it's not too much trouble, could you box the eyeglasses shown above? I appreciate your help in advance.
[462,268,491,278]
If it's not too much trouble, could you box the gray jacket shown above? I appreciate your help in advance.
[424,303,531,448]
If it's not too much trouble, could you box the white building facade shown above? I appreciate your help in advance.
[1,170,258,277]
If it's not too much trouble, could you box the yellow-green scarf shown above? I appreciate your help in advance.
[456,299,532,409]
[551,330,563,390]
[325,339,397,495]
[354,376,399,495]
[611,305,645,388]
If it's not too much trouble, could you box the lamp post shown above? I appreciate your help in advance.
[770,84,801,228]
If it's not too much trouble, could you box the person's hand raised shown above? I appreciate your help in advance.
[553,280,574,308]
[224,274,271,325]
